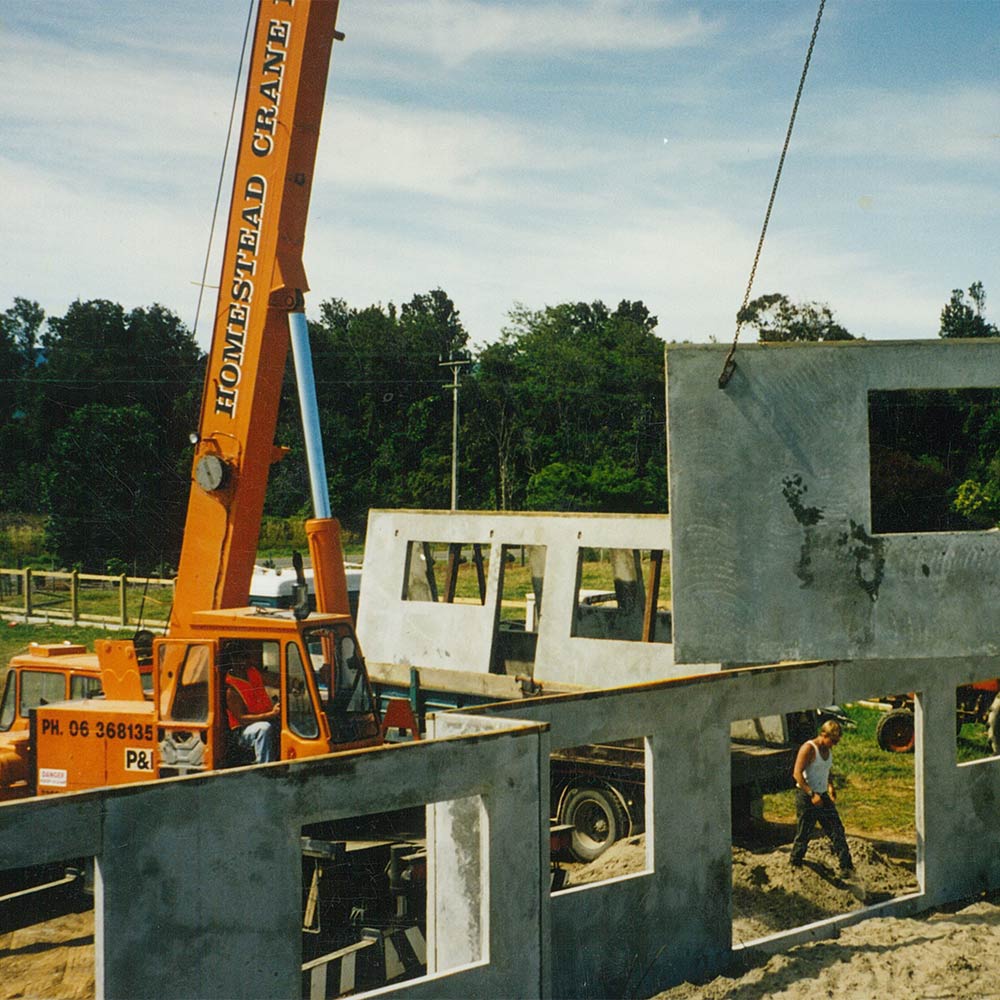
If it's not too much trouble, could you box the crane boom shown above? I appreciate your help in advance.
[172,0,341,632]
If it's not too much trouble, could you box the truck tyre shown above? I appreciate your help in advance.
[876,708,915,753]
[987,695,1000,755]
[559,782,630,862]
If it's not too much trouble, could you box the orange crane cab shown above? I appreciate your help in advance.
[30,605,381,795]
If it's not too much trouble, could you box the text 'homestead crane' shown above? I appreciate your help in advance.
[0,0,415,800]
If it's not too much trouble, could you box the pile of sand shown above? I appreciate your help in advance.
[563,831,918,937]
[655,899,1000,1000]
[562,832,1000,1000]
[731,835,917,942]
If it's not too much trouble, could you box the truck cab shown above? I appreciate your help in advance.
[0,644,104,798]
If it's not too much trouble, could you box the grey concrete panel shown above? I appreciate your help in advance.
[5,654,1000,998]
[472,655,999,994]
[359,510,686,688]
[0,792,102,869]
[1,723,549,1000]
[666,340,1000,664]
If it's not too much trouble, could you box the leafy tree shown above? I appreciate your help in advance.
[38,300,202,436]
[525,463,591,511]
[471,300,666,512]
[44,404,170,572]
[24,300,203,570]
[939,281,998,338]
[738,293,855,342]
[0,297,44,377]
[465,339,521,509]
[0,299,46,511]
[525,458,655,512]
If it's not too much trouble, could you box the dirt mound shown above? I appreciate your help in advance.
[562,834,647,887]
[732,836,917,943]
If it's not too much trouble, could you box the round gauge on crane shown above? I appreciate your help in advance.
[194,454,229,492]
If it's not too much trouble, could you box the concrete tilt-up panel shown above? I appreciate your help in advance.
[360,509,679,687]
[666,339,1000,664]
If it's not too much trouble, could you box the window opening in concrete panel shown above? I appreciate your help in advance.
[955,677,1000,765]
[499,544,545,630]
[570,548,671,642]
[0,855,95,994]
[300,798,486,996]
[734,702,917,944]
[401,540,491,604]
[491,545,547,676]
[868,388,1000,534]
[550,737,650,891]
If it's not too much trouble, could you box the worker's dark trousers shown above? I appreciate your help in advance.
[790,790,853,869]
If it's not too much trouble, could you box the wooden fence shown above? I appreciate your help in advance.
[0,568,173,628]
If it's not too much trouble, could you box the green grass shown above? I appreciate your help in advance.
[762,703,995,839]
[764,704,917,839]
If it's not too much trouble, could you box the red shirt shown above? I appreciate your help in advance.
[226,667,273,729]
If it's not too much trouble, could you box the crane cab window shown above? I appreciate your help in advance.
[285,642,319,739]
[0,673,15,730]
[70,675,103,700]
[304,624,378,743]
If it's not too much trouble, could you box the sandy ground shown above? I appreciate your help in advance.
[0,910,93,1000]
[654,899,1000,1000]
[565,831,1000,1000]
[2,835,999,999]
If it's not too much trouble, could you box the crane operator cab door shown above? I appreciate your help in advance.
[155,639,220,777]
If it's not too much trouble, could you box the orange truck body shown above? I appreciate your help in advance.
[0,644,104,798]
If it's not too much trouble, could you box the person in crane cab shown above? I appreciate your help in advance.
[223,643,280,764]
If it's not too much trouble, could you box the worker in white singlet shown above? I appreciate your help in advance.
[790,719,854,874]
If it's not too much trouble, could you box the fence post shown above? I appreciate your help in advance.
[24,567,32,621]
[119,573,128,626]
[70,569,80,625]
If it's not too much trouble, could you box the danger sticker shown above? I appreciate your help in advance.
[124,747,155,772]
[39,767,68,787]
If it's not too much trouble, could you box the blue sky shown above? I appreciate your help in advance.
[3,1,997,349]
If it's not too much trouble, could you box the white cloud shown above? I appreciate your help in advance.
[802,85,1000,166]
[350,1,717,66]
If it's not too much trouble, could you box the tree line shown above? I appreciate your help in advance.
[0,291,666,574]
[1,282,995,574]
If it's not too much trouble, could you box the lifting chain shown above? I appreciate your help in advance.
[719,0,828,388]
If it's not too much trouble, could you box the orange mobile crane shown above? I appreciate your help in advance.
[2,0,409,800]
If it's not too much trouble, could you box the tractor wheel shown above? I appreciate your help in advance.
[559,783,630,862]
[987,695,1000,755]
[876,708,915,753]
